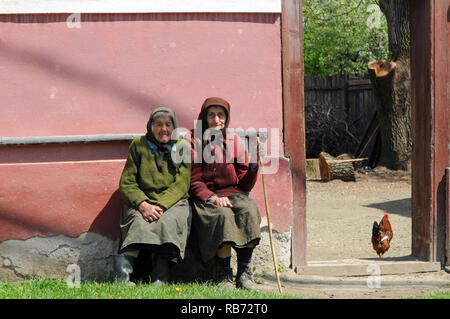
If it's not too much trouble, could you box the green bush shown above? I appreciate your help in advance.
[303,0,390,75]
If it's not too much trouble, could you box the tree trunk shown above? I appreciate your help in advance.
[319,152,356,182]
[367,0,412,170]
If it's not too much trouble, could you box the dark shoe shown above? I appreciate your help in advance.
[236,264,257,290]
[217,267,235,290]
[151,253,170,285]
[114,254,136,286]
[216,258,235,290]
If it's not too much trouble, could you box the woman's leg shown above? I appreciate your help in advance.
[217,245,232,258]
[114,250,140,286]
[235,246,257,289]
[216,244,234,289]
[151,252,171,285]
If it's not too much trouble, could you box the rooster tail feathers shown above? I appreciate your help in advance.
[372,221,380,237]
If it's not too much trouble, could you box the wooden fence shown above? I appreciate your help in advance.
[304,74,377,158]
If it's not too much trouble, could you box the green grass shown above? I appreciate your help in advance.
[406,291,450,299]
[0,278,296,299]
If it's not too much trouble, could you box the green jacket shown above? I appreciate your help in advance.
[119,136,191,210]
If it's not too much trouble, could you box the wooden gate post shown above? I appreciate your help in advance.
[281,0,306,268]
[446,167,450,270]
[410,0,449,263]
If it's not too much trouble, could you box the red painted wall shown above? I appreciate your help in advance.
[0,13,283,138]
[0,13,292,243]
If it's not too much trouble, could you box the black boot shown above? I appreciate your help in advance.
[151,253,170,285]
[236,263,257,290]
[216,256,235,290]
[236,248,257,290]
[114,254,136,286]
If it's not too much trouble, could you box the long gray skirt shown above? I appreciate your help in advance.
[119,199,192,259]
[191,193,261,263]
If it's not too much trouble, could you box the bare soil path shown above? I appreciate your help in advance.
[307,167,412,261]
[257,168,450,298]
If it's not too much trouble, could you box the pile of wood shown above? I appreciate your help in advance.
[306,153,367,181]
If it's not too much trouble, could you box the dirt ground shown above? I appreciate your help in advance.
[256,167,450,299]
[307,166,412,261]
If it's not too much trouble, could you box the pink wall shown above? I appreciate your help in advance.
[0,13,283,139]
[0,13,291,243]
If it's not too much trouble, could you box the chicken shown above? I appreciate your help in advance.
[371,212,393,258]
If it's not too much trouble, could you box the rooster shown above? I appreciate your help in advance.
[372,212,393,258]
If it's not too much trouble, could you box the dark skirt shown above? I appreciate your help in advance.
[191,193,261,263]
[119,199,192,260]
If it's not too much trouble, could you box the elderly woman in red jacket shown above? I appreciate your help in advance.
[190,97,262,289]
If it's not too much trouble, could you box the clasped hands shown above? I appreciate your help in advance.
[138,201,165,223]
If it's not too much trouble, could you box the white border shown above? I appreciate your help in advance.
[0,0,282,14]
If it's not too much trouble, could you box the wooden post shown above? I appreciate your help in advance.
[446,168,450,270]
[281,0,306,268]
[410,0,449,262]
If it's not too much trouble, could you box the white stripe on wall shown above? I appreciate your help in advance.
[0,0,282,14]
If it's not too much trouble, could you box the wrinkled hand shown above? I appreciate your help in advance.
[138,201,164,223]
[209,195,233,208]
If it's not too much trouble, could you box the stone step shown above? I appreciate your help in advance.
[295,257,441,277]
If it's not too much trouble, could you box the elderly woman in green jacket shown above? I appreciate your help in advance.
[115,107,191,285]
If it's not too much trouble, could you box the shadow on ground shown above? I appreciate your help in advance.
[363,198,411,217]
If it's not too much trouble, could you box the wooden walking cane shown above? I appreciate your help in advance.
[256,136,283,294]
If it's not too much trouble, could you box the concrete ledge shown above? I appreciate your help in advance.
[295,258,441,277]
[0,134,143,146]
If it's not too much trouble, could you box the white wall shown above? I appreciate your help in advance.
[0,0,282,14]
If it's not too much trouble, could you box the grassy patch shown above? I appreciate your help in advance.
[406,291,450,299]
[0,278,296,299]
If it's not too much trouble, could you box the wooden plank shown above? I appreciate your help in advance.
[446,167,450,268]
[432,0,450,263]
[411,0,434,261]
[347,84,373,91]
[327,158,367,163]
[282,0,306,267]
[410,0,450,262]
[305,158,321,179]
[347,79,372,86]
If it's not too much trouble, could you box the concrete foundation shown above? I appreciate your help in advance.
[0,232,118,282]
[0,230,442,283]
[0,228,292,283]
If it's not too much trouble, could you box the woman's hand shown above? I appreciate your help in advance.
[208,195,233,208]
[138,201,164,223]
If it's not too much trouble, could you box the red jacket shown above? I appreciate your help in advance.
[189,97,258,202]
[189,131,258,201]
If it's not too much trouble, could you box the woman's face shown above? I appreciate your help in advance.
[152,115,174,143]
[206,106,227,130]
